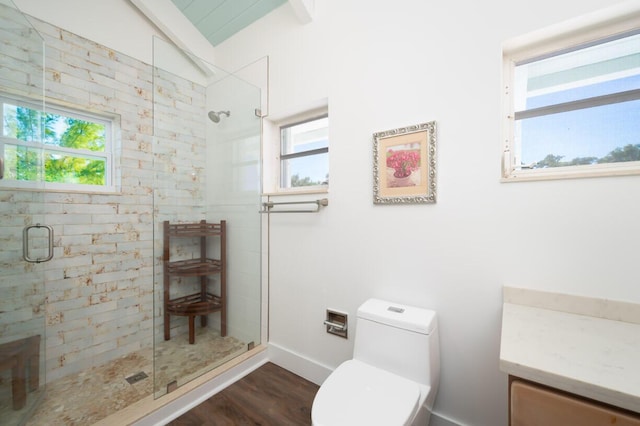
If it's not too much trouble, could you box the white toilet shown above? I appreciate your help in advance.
[311,298,440,426]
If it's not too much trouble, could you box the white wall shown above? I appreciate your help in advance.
[12,1,640,425]
[13,0,163,64]
[213,1,640,425]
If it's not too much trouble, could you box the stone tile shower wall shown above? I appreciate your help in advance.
[152,65,208,341]
[0,10,207,383]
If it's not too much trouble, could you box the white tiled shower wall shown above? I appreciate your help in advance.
[0,7,209,382]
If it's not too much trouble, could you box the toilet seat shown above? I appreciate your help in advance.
[311,359,423,426]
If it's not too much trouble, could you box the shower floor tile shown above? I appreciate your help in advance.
[0,329,246,426]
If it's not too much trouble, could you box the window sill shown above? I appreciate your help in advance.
[501,162,640,183]
[0,182,120,194]
[262,187,329,197]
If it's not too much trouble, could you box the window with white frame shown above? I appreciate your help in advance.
[278,113,329,190]
[1,96,115,191]
[502,22,640,181]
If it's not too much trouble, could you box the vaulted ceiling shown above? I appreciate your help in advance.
[170,0,287,46]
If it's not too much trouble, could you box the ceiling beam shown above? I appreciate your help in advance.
[288,0,314,24]
[128,0,217,75]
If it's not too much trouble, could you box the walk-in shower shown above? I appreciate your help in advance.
[208,110,231,123]
[0,2,263,423]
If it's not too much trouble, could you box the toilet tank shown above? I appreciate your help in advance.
[353,299,440,389]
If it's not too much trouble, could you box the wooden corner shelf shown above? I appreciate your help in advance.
[163,220,226,344]
[166,259,222,276]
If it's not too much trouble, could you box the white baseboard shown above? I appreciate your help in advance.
[429,412,463,426]
[267,342,335,386]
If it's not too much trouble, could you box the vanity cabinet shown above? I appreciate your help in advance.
[501,289,640,425]
[509,376,640,426]
[163,220,227,344]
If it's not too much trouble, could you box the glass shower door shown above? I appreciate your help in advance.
[0,1,48,424]
[0,190,47,426]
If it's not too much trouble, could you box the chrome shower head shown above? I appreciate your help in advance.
[208,110,230,123]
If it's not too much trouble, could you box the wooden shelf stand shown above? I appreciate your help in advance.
[163,220,226,344]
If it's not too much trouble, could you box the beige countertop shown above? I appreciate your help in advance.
[499,287,640,413]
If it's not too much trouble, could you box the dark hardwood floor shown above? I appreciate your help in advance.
[167,362,319,426]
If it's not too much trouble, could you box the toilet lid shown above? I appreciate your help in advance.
[312,360,421,426]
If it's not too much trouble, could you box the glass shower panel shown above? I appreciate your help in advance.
[0,1,47,424]
[152,37,262,398]
[206,68,263,359]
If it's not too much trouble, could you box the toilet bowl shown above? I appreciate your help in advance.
[311,298,440,426]
[312,360,430,425]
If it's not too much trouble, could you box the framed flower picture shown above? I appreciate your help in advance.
[373,121,437,204]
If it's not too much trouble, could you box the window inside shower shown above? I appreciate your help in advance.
[0,96,116,192]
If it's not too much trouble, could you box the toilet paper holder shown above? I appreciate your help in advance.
[324,309,348,338]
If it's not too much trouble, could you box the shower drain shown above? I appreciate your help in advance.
[125,371,148,385]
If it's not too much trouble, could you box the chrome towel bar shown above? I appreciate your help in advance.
[260,198,328,214]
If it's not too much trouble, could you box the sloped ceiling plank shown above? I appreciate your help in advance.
[169,0,291,47]
[203,0,287,45]
[197,0,260,37]
[180,0,226,25]
[171,0,193,10]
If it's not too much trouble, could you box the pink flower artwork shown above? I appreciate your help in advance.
[386,147,421,179]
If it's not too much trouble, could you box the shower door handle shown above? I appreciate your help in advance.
[0,157,4,179]
[23,224,54,263]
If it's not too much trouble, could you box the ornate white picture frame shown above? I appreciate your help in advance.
[373,121,437,204]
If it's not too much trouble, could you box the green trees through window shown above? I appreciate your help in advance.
[2,101,110,187]
[534,144,640,169]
